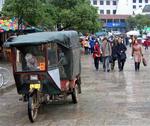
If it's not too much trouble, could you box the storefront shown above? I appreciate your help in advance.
[100,14,130,32]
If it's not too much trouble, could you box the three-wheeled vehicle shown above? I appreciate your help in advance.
[5,31,81,122]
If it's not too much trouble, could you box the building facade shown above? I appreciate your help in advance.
[0,0,5,11]
[91,0,119,15]
[132,0,150,14]
[91,0,150,31]
[100,14,129,32]
[91,0,150,15]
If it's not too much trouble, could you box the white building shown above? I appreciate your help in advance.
[91,0,150,15]
[116,0,133,15]
[0,0,5,11]
[131,0,150,14]
[91,0,119,14]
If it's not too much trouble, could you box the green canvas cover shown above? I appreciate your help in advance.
[4,31,80,49]
[5,31,81,80]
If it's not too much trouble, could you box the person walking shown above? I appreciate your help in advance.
[111,37,118,70]
[102,37,112,72]
[116,37,127,72]
[132,37,143,71]
[144,38,149,50]
[82,38,89,55]
[89,37,95,54]
[93,41,101,71]
[85,39,90,55]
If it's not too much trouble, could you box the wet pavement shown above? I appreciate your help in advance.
[1,47,150,126]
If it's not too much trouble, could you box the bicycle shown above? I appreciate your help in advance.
[0,67,10,88]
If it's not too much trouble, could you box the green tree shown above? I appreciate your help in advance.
[2,0,101,33]
[126,14,150,30]
[2,0,50,29]
[126,16,136,30]
[45,0,100,32]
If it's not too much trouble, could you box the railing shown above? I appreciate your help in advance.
[0,67,10,88]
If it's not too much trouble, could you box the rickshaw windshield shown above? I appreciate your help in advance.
[15,45,46,72]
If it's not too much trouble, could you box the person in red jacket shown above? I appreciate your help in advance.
[93,41,101,71]
[144,38,149,50]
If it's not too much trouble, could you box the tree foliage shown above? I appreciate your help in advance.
[2,0,44,26]
[126,14,150,30]
[2,0,100,33]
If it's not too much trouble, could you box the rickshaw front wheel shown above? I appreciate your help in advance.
[28,92,38,123]
[71,85,78,104]
[77,77,82,94]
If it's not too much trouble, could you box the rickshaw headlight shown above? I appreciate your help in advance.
[30,75,38,81]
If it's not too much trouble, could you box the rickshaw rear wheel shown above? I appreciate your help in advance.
[71,85,78,104]
[28,91,38,123]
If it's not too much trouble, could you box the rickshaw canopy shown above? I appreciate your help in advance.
[5,31,81,80]
[4,31,80,48]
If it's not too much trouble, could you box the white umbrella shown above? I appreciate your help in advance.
[146,32,150,37]
[126,31,140,36]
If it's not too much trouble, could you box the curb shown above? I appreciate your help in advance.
[0,83,15,96]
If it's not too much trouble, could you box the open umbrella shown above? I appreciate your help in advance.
[126,31,140,36]
[146,32,150,37]
[95,31,107,36]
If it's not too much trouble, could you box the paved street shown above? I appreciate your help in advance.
[1,47,150,126]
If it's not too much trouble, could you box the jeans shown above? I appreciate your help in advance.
[84,47,89,54]
[145,46,148,50]
[103,56,110,71]
[94,57,100,70]
[111,59,116,70]
[118,59,125,71]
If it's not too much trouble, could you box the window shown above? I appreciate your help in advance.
[114,19,119,23]
[133,0,136,3]
[113,1,117,5]
[100,10,104,14]
[106,1,110,5]
[15,45,46,72]
[120,19,125,23]
[139,0,142,3]
[100,0,104,5]
[139,5,142,8]
[93,0,97,5]
[57,45,68,79]
[107,19,113,23]
[113,10,116,14]
[48,43,58,67]
[133,5,136,9]
[101,19,106,23]
[106,10,110,14]
[145,0,148,3]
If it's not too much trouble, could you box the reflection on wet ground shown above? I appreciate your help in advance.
[1,47,150,125]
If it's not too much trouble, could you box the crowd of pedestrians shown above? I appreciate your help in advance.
[80,34,146,72]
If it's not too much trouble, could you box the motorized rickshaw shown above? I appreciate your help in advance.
[5,31,81,122]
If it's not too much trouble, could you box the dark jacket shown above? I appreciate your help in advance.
[111,43,118,60]
[116,43,127,60]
